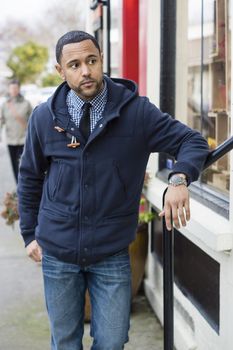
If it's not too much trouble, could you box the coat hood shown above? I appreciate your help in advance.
[46,75,138,125]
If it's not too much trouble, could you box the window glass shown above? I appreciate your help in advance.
[187,0,231,194]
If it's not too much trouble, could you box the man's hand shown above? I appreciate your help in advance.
[159,185,190,231]
[26,240,42,262]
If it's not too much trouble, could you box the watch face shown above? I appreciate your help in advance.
[173,175,182,184]
[169,175,187,186]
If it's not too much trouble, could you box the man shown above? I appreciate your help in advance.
[0,80,32,182]
[17,31,209,350]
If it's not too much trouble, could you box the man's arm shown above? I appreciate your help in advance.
[17,108,49,253]
[143,98,209,230]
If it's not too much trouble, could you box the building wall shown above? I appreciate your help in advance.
[144,1,233,349]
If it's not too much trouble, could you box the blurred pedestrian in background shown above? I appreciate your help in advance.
[0,80,32,182]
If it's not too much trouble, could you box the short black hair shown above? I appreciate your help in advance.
[55,30,101,63]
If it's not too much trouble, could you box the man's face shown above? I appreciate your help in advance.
[8,83,20,98]
[56,39,104,100]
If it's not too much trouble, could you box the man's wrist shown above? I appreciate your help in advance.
[168,173,188,187]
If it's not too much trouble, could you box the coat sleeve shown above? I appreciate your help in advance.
[142,98,210,183]
[17,109,49,246]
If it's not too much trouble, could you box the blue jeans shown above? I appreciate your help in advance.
[42,249,131,350]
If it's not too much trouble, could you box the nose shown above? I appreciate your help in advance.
[81,63,90,76]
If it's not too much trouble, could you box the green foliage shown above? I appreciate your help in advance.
[7,41,49,84]
[138,196,155,224]
[41,72,62,87]
[1,191,19,227]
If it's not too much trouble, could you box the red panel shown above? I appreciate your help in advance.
[122,0,139,84]
[139,0,147,95]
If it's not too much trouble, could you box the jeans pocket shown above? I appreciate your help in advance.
[112,247,129,257]
[105,249,131,277]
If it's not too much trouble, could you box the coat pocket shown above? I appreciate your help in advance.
[95,160,128,217]
[47,160,80,206]
[36,208,77,250]
[50,161,63,200]
[40,207,70,221]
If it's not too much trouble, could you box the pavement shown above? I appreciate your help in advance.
[0,141,163,350]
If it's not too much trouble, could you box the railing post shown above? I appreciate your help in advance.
[163,188,174,350]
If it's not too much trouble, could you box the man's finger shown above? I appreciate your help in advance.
[31,254,41,263]
[28,248,42,262]
[171,204,180,229]
[164,204,172,231]
[184,201,190,221]
[159,210,165,217]
[35,248,42,262]
[178,204,186,227]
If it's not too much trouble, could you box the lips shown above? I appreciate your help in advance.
[81,80,95,87]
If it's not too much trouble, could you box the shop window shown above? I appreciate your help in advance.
[186,0,231,195]
[158,0,231,217]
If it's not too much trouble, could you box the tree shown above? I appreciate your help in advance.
[0,0,85,86]
[35,0,85,48]
[7,41,48,83]
[41,72,62,87]
[0,19,34,57]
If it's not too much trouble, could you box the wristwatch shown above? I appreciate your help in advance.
[168,174,188,187]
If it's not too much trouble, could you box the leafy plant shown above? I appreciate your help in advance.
[138,195,155,225]
[1,192,19,227]
[41,72,62,87]
[7,41,48,83]
[137,171,155,228]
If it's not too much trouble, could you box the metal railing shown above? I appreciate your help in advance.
[162,136,233,350]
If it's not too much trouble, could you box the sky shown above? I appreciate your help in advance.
[0,0,86,80]
[0,0,56,25]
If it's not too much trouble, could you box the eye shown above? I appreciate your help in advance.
[88,58,97,65]
[71,62,79,69]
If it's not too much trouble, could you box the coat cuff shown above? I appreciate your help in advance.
[21,231,36,247]
[171,161,200,185]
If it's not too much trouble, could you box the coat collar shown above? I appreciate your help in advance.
[47,75,138,139]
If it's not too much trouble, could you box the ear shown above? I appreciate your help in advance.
[100,52,104,65]
[55,64,66,81]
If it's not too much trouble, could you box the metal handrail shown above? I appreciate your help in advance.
[162,135,233,350]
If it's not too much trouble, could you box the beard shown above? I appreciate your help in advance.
[72,78,103,100]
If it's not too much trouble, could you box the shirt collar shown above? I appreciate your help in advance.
[68,80,107,111]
